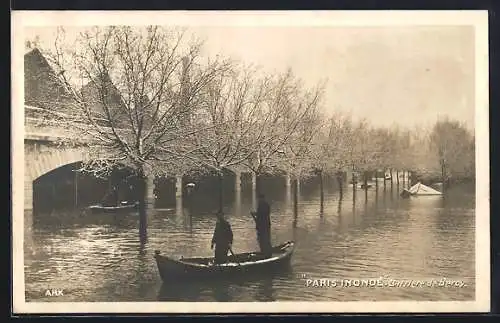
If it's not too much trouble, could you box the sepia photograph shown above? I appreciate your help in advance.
[11,10,489,313]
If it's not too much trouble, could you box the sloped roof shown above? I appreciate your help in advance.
[24,47,77,109]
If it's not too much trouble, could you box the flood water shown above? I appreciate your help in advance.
[24,177,476,302]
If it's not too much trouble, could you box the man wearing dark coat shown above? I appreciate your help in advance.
[211,212,234,264]
[251,194,272,257]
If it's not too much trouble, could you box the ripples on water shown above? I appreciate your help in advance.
[24,180,476,302]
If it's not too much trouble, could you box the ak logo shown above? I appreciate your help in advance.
[45,289,64,297]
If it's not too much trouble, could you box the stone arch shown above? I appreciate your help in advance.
[30,148,86,182]
[24,141,88,209]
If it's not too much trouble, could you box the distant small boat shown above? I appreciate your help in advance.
[401,182,442,198]
[154,241,295,282]
[360,183,373,189]
[88,201,139,213]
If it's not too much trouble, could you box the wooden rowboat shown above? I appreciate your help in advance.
[154,241,295,281]
[88,201,139,213]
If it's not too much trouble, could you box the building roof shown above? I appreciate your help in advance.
[24,47,78,110]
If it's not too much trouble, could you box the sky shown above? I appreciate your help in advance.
[24,25,475,131]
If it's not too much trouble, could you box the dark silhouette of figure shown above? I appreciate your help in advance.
[211,212,234,264]
[251,194,272,257]
[102,185,119,206]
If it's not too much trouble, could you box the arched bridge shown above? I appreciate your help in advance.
[24,107,90,210]
[23,106,253,210]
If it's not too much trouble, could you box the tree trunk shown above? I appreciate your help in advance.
[390,169,393,191]
[256,173,262,196]
[251,171,257,210]
[293,177,298,224]
[383,169,387,191]
[136,171,148,245]
[396,170,400,186]
[337,171,343,198]
[74,168,78,208]
[352,171,356,200]
[319,170,324,213]
[441,162,447,192]
[375,171,379,190]
[364,171,368,200]
[218,171,224,214]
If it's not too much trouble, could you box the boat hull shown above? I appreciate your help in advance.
[154,241,295,281]
[88,202,139,213]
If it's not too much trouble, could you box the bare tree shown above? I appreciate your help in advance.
[429,118,475,189]
[278,82,326,221]
[38,26,230,242]
[309,111,354,205]
[242,69,326,196]
[172,63,268,213]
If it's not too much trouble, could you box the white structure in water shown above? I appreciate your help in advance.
[401,182,442,198]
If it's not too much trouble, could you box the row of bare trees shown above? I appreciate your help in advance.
[27,26,475,242]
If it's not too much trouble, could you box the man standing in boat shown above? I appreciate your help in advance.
[251,194,272,258]
[211,211,234,264]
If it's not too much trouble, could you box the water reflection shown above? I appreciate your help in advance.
[24,179,476,302]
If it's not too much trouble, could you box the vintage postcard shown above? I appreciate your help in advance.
[11,10,490,313]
